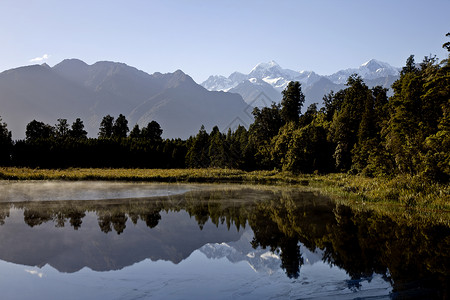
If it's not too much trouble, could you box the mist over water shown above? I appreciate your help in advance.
[0,181,192,202]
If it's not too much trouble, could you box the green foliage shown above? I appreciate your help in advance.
[329,75,371,171]
[384,54,449,181]
[112,114,129,138]
[224,125,249,169]
[55,119,70,138]
[280,81,305,123]
[351,86,390,176]
[141,120,163,143]
[186,125,210,168]
[272,112,333,173]
[70,118,87,139]
[249,103,283,142]
[0,117,12,165]
[98,115,114,138]
[129,124,141,138]
[208,126,227,168]
[25,120,54,141]
[249,103,283,169]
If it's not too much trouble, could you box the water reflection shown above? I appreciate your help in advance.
[0,184,448,298]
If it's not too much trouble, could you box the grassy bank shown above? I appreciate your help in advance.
[0,167,304,184]
[0,167,448,217]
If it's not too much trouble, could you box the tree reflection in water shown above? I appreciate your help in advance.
[0,186,448,298]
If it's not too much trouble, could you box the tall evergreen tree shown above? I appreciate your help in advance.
[98,115,114,138]
[70,118,87,139]
[351,86,391,175]
[225,125,248,169]
[280,81,305,123]
[112,114,129,138]
[329,75,370,171]
[384,56,425,175]
[208,126,226,168]
[401,55,418,75]
[55,119,70,138]
[420,39,450,182]
[141,120,163,143]
[249,103,283,143]
[298,103,318,127]
[186,125,210,168]
[129,124,141,138]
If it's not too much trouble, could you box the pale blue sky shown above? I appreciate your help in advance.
[0,0,449,83]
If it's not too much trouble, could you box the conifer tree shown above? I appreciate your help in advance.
[55,119,70,138]
[208,126,226,168]
[70,118,87,139]
[99,115,114,138]
[142,121,163,143]
[129,124,141,138]
[186,125,210,168]
[280,81,305,123]
[329,75,370,171]
[112,114,129,138]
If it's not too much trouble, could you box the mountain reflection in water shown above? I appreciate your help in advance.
[0,183,448,299]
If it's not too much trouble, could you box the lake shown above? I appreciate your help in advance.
[0,181,448,299]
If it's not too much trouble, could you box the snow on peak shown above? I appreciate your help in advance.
[201,75,238,91]
[361,59,383,67]
[250,60,281,73]
[201,59,399,97]
[326,59,399,84]
[361,59,395,72]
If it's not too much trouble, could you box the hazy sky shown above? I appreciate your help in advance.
[0,0,449,83]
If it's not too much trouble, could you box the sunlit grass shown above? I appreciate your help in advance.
[0,167,302,184]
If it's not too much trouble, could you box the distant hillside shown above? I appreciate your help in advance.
[0,59,252,139]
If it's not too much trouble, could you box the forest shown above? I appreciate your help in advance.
[0,37,449,184]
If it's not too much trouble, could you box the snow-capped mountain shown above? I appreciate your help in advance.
[203,60,321,94]
[201,59,399,110]
[201,75,238,92]
[326,59,400,84]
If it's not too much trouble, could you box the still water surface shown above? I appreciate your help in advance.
[0,181,448,299]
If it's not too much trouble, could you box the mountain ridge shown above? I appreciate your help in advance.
[0,59,252,139]
[201,59,400,110]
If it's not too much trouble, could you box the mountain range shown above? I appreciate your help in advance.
[0,58,400,140]
[201,59,400,110]
[0,59,253,139]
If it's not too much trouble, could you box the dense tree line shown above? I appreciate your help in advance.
[0,36,448,182]
[3,114,186,168]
